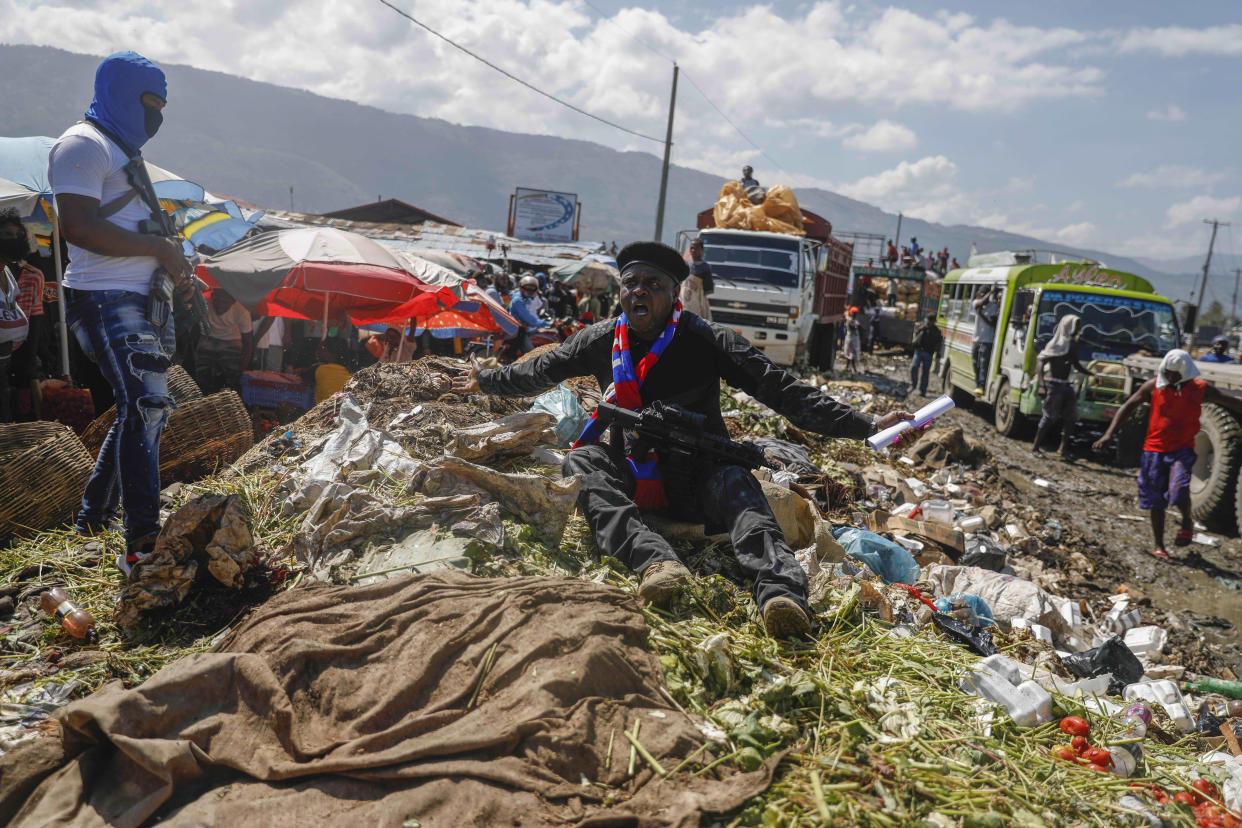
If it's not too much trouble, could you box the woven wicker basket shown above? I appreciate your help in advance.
[0,423,94,541]
[159,390,254,484]
[81,365,204,456]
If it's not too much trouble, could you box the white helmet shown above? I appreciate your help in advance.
[519,275,539,291]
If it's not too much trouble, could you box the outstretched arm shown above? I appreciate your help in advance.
[1092,378,1154,451]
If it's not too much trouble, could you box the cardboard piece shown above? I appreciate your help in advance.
[868,509,965,559]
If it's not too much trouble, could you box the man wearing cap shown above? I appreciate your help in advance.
[453,241,913,637]
[1199,335,1234,363]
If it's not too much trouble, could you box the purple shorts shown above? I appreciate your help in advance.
[1137,447,1196,510]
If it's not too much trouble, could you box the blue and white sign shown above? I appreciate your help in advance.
[512,187,578,242]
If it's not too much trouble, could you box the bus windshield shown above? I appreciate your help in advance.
[1034,290,1179,357]
[700,235,799,289]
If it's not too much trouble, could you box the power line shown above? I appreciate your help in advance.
[376,0,664,144]
[576,0,790,175]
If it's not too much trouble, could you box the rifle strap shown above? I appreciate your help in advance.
[81,119,163,221]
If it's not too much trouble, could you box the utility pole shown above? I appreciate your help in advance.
[289,186,295,212]
[1233,267,1242,327]
[894,212,903,257]
[653,63,679,243]
[1193,218,1228,331]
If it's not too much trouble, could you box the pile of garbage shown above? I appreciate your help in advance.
[4,359,1242,825]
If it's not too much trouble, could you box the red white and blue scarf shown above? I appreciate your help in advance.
[573,300,683,509]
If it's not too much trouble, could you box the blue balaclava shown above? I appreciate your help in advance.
[84,51,167,153]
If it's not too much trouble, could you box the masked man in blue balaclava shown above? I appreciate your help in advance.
[48,51,194,579]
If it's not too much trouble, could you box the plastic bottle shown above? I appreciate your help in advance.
[1118,700,1153,739]
[40,587,95,640]
[1183,674,1242,701]
[1105,702,1152,778]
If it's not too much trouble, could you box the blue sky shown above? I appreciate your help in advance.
[6,0,1240,263]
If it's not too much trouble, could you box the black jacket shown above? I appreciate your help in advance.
[912,322,943,353]
[479,312,876,443]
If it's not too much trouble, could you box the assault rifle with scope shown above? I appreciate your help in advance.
[594,401,777,471]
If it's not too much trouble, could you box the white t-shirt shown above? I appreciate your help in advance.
[257,316,286,349]
[48,122,159,294]
[202,301,253,347]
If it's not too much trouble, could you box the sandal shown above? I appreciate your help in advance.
[1174,528,1194,547]
[1150,548,1171,559]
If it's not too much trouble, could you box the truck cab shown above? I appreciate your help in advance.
[693,228,819,365]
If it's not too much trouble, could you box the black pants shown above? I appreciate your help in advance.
[562,444,809,610]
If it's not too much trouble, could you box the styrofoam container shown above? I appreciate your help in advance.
[891,535,924,554]
[960,659,1053,728]
[1124,680,1194,732]
[1104,605,1142,635]
[905,477,930,499]
[1124,626,1168,659]
[956,515,986,532]
[1010,617,1053,644]
[891,502,918,518]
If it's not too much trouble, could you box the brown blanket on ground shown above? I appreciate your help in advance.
[4,573,773,826]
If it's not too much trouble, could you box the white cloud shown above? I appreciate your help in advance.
[1118,24,1242,57]
[841,120,916,153]
[1146,104,1186,122]
[1120,164,1227,189]
[1164,195,1242,229]
[1054,222,1097,246]
[836,155,957,209]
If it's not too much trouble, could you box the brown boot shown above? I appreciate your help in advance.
[637,560,692,605]
[762,596,811,637]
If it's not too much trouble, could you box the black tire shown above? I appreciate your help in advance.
[993,379,1030,439]
[809,322,836,370]
[1191,402,1242,533]
[941,358,973,408]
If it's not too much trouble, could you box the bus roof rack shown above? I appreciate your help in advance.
[966,249,1103,268]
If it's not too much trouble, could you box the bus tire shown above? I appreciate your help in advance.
[809,322,836,370]
[1191,402,1242,533]
[941,359,973,408]
[993,379,1030,439]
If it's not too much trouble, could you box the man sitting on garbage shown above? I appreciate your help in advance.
[452,241,914,637]
[1092,349,1242,558]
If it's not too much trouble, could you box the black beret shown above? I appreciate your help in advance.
[616,241,689,284]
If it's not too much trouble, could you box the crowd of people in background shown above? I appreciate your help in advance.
[883,237,958,275]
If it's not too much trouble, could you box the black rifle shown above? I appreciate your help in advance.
[121,156,210,328]
[595,401,777,471]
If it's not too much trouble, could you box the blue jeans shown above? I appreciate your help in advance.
[910,349,933,394]
[971,340,993,389]
[67,289,175,546]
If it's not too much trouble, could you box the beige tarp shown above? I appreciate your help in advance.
[3,573,775,827]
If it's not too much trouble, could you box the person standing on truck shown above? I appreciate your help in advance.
[452,242,914,635]
[909,314,942,397]
[1199,335,1233,363]
[739,165,760,190]
[886,240,898,269]
[971,285,1001,395]
[1092,349,1242,558]
[1031,314,1092,459]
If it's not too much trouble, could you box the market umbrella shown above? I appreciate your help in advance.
[372,280,518,338]
[196,227,458,333]
[552,255,618,293]
[403,248,483,277]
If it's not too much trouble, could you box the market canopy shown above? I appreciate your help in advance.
[196,227,460,325]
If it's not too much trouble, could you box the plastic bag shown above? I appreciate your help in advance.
[529,383,587,449]
[960,535,1006,572]
[934,593,995,627]
[711,182,805,237]
[761,185,806,233]
[832,527,921,585]
[1060,636,1145,696]
[931,612,997,656]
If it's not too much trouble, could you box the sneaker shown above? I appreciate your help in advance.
[117,532,160,579]
[762,596,811,637]
[637,559,692,605]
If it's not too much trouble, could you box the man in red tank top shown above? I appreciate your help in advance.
[1094,349,1242,557]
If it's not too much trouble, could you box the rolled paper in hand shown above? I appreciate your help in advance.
[866,394,956,450]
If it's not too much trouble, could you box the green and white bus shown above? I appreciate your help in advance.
[937,251,1180,438]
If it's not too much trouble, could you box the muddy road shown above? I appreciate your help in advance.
[853,351,1242,672]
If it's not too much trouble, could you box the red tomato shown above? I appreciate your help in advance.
[1086,763,1109,772]
[1175,791,1199,806]
[1084,747,1113,767]
[1053,746,1079,762]
[1071,735,1089,754]
[1194,779,1222,801]
[1060,716,1091,737]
